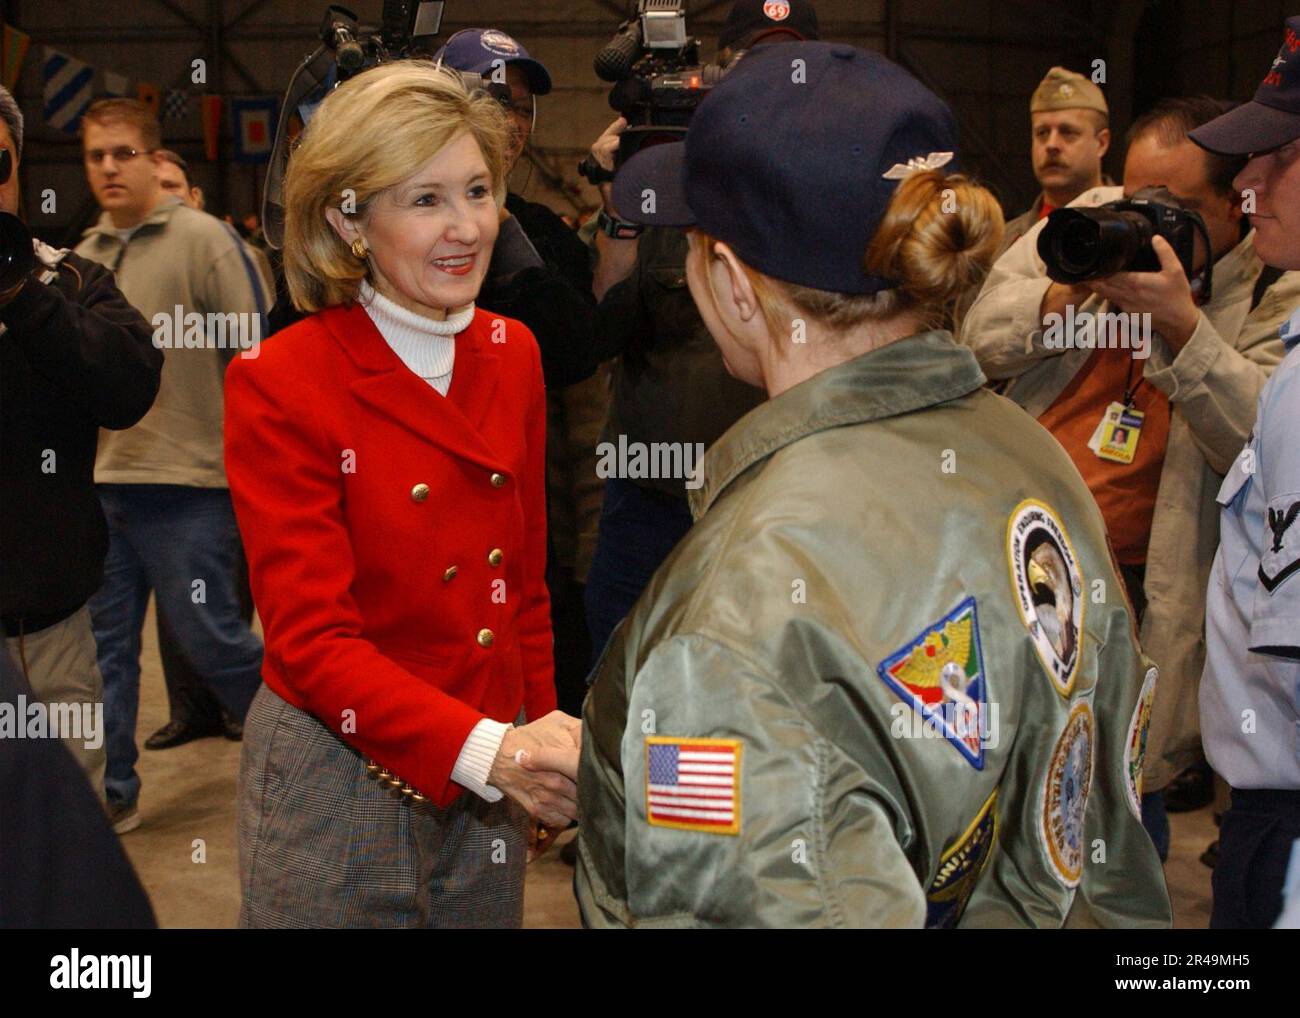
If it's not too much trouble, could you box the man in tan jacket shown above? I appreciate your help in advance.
[960,95,1300,858]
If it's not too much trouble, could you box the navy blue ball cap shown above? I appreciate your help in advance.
[612,41,959,295]
[1191,15,1300,155]
[612,141,692,226]
[433,28,553,96]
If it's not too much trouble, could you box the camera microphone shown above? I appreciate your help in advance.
[595,22,643,82]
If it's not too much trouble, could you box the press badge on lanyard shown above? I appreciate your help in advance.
[1088,357,1145,465]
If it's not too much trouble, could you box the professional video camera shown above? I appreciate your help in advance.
[261,2,510,249]
[578,0,731,182]
[1037,186,1214,299]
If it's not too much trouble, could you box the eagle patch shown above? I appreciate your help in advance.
[1260,497,1300,592]
[1007,500,1085,697]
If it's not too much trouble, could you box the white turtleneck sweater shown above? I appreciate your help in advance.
[360,281,510,803]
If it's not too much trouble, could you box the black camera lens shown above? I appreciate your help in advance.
[1038,207,1154,283]
[0,212,35,293]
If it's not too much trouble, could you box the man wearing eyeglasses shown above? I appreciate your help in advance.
[73,98,268,835]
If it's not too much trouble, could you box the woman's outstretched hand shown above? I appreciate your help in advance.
[488,711,582,827]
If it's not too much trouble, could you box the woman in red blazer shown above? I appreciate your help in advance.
[224,62,580,928]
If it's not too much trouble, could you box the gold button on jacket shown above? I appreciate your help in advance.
[490,472,506,488]
[476,628,495,648]
[410,483,430,503]
[488,548,504,567]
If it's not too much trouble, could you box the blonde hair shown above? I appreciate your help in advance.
[283,60,510,311]
[693,170,1004,341]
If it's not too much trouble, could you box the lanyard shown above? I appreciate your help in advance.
[1122,355,1145,408]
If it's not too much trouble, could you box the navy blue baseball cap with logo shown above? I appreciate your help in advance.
[433,28,553,96]
[612,41,959,295]
[1191,15,1300,155]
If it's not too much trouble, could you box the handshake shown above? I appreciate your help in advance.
[488,710,582,843]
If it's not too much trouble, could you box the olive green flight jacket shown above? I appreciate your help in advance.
[576,330,1172,928]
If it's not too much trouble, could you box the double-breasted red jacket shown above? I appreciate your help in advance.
[224,301,554,807]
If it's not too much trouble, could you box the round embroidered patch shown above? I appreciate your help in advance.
[1007,499,1085,697]
[1124,666,1158,818]
[480,30,521,56]
[763,0,792,21]
[1041,700,1094,888]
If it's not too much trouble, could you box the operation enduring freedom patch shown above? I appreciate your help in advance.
[877,596,989,769]
[1007,499,1085,697]
[925,789,998,929]
[644,737,741,835]
[1041,701,1094,888]
[1124,667,1159,818]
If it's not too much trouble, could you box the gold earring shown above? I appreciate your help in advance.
[351,237,369,260]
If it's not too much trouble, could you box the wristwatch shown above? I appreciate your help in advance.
[597,209,644,240]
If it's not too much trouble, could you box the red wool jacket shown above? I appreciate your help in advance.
[224,301,555,807]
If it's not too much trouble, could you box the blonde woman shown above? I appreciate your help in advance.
[224,62,579,928]
[576,43,1171,928]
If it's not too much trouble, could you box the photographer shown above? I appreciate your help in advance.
[0,86,161,803]
[584,0,819,662]
[1188,16,1300,928]
[960,95,1300,857]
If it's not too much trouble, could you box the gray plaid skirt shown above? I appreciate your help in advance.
[238,683,528,928]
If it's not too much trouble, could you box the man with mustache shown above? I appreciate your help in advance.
[1001,68,1110,259]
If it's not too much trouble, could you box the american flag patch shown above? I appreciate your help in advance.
[644,737,742,835]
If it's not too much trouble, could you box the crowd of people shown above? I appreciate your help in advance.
[1,0,1297,930]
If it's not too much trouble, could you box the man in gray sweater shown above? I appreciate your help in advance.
[74,99,265,834]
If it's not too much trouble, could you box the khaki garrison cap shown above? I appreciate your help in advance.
[1031,66,1108,115]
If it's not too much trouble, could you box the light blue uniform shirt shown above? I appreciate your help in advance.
[1201,307,1300,790]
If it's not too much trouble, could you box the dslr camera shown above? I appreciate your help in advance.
[579,0,730,181]
[1037,186,1214,299]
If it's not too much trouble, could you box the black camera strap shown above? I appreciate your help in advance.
[1123,354,1145,408]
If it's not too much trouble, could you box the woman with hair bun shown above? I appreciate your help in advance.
[575,41,1172,928]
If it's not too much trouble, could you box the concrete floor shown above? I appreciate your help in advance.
[120,599,1214,928]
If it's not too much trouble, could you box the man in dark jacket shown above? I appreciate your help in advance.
[0,86,161,805]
